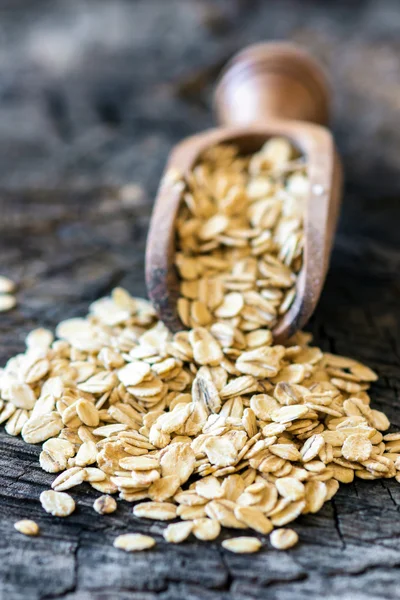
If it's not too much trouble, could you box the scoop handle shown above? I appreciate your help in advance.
[214,42,330,127]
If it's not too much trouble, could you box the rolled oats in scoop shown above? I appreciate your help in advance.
[175,138,306,332]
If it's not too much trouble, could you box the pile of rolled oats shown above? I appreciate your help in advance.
[175,138,306,331]
[3,287,399,552]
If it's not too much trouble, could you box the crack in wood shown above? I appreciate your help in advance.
[330,498,346,550]
[380,481,397,509]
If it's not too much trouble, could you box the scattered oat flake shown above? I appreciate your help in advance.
[113,533,155,552]
[93,495,117,514]
[14,519,39,536]
[270,528,299,550]
[0,294,16,312]
[133,502,177,520]
[40,490,75,517]
[0,275,15,293]
[192,518,221,541]
[163,521,193,543]
[222,537,262,554]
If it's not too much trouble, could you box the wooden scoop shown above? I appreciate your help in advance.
[146,42,342,341]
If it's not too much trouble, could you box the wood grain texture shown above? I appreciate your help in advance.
[0,1,400,599]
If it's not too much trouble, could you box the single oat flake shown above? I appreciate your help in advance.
[14,519,39,536]
[192,518,221,541]
[270,528,299,550]
[163,521,193,543]
[0,294,16,312]
[93,495,117,515]
[0,275,15,294]
[113,533,155,552]
[222,537,262,554]
[40,490,75,517]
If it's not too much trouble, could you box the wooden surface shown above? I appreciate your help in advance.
[0,1,400,599]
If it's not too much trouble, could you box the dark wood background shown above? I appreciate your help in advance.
[0,1,400,598]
